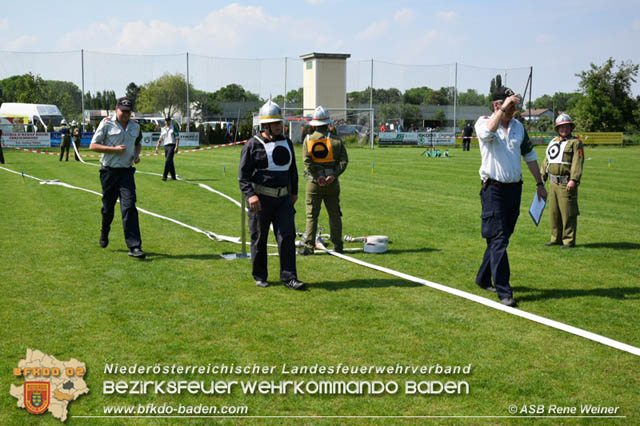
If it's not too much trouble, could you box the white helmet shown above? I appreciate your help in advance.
[555,113,574,129]
[61,119,67,125]
[71,120,78,126]
[259,100,284,124]
[309,106,332,126]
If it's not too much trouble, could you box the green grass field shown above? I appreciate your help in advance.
[1,143,639,425]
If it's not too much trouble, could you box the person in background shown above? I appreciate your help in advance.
[59,119,71,162]
[462,122,473,151]
[71,120,82,161]
[0,128,5,164]
[155,117,180,181]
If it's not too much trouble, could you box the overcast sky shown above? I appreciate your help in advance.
[1,0,639,99]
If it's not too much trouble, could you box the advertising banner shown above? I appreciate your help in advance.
[50,132,94,147]
[378,132,455,146]
[1,132,51,148]
[141,132,200,147]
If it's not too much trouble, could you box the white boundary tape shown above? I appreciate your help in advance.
[10,140,247,158]
[4,155,639,357]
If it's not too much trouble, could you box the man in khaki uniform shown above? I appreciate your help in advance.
[541,113,584,248]
[71,120,82,161]
[302,106,349,254]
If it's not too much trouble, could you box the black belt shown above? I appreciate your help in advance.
[482,178,522,190]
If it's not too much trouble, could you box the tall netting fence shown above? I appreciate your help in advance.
[0,50,532,146]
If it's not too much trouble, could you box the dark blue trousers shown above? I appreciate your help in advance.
[248,194,297,282]
[163,144,176,179]
[476,181,522,299]
[99,167,142,249]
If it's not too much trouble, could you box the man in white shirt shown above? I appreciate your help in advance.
[155,117,180,181]
[474,87,547,307]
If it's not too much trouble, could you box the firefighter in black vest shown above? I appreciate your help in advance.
[59,119,71,161]
[238,100,305,290]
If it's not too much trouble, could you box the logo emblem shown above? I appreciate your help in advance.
[309,138,335,163]
[24,382,50,415]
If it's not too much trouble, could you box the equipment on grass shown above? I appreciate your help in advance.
[344,235,389,254]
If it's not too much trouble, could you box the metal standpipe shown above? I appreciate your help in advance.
[221,193,250,260]
[241,193,247,257]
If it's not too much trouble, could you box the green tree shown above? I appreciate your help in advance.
[286,88,303,104]
[402,104,421,128]
[347,87,402,105]
[529,92,583,113]
[191,89,223,121]
[137,73,190,117]
[42,80,82,118]
[378,104,402,125]
[125,82,141,107]
[489,74,503,100]
[433,110,446,127]
[0,73,45,103]
[84,90,117,110]
[212,83,260,103]
[573,58,639,131]
[213,123,225,145]
[426,87,453,105]
[457,89,487,106]
[404,87,433,105]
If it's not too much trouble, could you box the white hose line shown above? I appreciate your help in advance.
[198,183,242,208]
[0,166,43,181]
[1,165,243,246]
[71,141,89,165]
[315,241,640,357]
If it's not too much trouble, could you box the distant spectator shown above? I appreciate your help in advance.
[0,128,4,164]
[462,122,473,151]
[155,117,180,181]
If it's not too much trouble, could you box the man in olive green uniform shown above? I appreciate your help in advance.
[302,106,348,254]
[541,113,584,248]
[71,120,82,161]
[59,119,71,162]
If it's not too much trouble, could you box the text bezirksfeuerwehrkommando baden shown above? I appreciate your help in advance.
[102,363,472,395]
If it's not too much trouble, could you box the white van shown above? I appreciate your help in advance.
[0,103,65,129]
